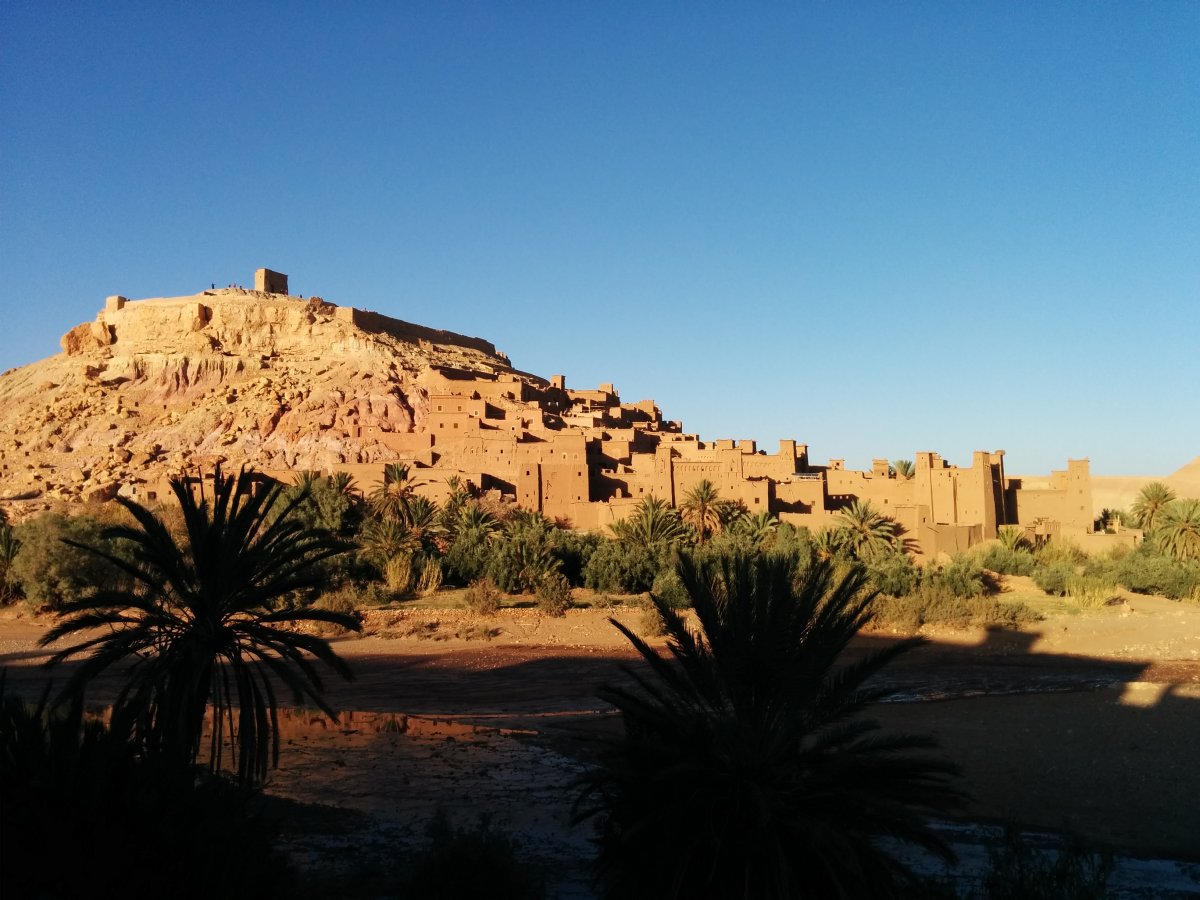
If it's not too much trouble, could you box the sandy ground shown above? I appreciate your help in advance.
[3,596,1200,895]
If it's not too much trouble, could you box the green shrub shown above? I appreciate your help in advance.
[981,544,1036,576]
[929,554,989,598]
[10,513,128,611]
[548,529,601,586]
[443,529,494,585]
[278,475,362,537]
[1081,551,1123,584]
[416,556,444,596]
[866,551,919,597]
[464,577,501,616]
[583,540,661,594]
[1033,562,1074,596]
[487,522,561,594]
[1115,549,1200,600]
[869,582,1040,632]
[637,604,667,637]
[1108,547,1200,602]
[534,572,572,617]
[384,553,415,594]
[982,828,1113,900]
[398,810,544,899]
[1035,540,1086,567]
[650,568,691,609]
[763,523,819,565]
[1065,575,1119,608]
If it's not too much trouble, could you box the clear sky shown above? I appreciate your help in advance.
[2,3,1196,476]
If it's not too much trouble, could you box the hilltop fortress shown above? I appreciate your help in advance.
[0,270,1107,556]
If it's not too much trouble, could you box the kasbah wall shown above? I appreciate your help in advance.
[123,272,1109,559]
[277,376,1105,559]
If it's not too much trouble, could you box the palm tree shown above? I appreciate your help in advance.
[1156,499,1200,562]
[455,502,503,539]
[812,526,850,562]
[1131,482,1176,532]
[329,471,359,499]
[369,462,420,524]
[730,510,780,547]
[998,525,1030,552]
[610,496,688,550]
[680,480,724,544]
[40,468,359,783]
[439,475,470,536]
[577,552,964,898]
[292,470,323,492]
[891,459,915,480]
[837,499,898,559]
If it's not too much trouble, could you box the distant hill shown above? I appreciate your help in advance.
[1090,455,1200,515]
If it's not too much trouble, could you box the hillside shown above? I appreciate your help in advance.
[0,283,530,516]
[1090,456,1200,515]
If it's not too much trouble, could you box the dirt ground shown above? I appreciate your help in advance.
[3,593,1199,893]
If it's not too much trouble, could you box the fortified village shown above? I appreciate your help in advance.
[0,270,1108,558]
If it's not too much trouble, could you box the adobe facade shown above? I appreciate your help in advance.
[265,364,1096,558]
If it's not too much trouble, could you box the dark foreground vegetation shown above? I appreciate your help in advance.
[2,472,1189,897]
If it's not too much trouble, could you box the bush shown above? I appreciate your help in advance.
[443,529,494,585]
[1065,575,1120,608]
[1034,562,1075,596]
[650,568,691,609]
[636,604,666,637]
[311,589,361,635]
[983,828,1113,900]
[583,540,662,594]
[981,544,1036,577]
[384,553,415,594]
[10,513,129,611]
[465,577,501,616]
[866,550,919,597]
[534,572,572,617]
[1,691,292,900]
[398,810,544,899]
[416,556,444,596]
[1115,549,1200,600]
[928,554,989,598]
[549,529,601,586]
[869,582,1040,632]
[1035,540,1086,567]
[487,522,561,594]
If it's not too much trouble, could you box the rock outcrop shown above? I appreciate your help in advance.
[0,287,526,517]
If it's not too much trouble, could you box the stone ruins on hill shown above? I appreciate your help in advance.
[0,270,1110,557]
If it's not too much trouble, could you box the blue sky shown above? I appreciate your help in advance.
[2,3,1196,475]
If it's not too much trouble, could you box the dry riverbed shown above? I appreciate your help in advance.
[3,591,1199,896]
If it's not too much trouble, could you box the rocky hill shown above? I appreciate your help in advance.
[0,285,529,517]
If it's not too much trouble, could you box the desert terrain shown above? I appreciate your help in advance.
[3,586,1199,897]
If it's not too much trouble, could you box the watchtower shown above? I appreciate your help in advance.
[254,268,289,295]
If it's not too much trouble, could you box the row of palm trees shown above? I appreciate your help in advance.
[613,481,905,563]
[23,465,960,897]
[1129,482,1200,561]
